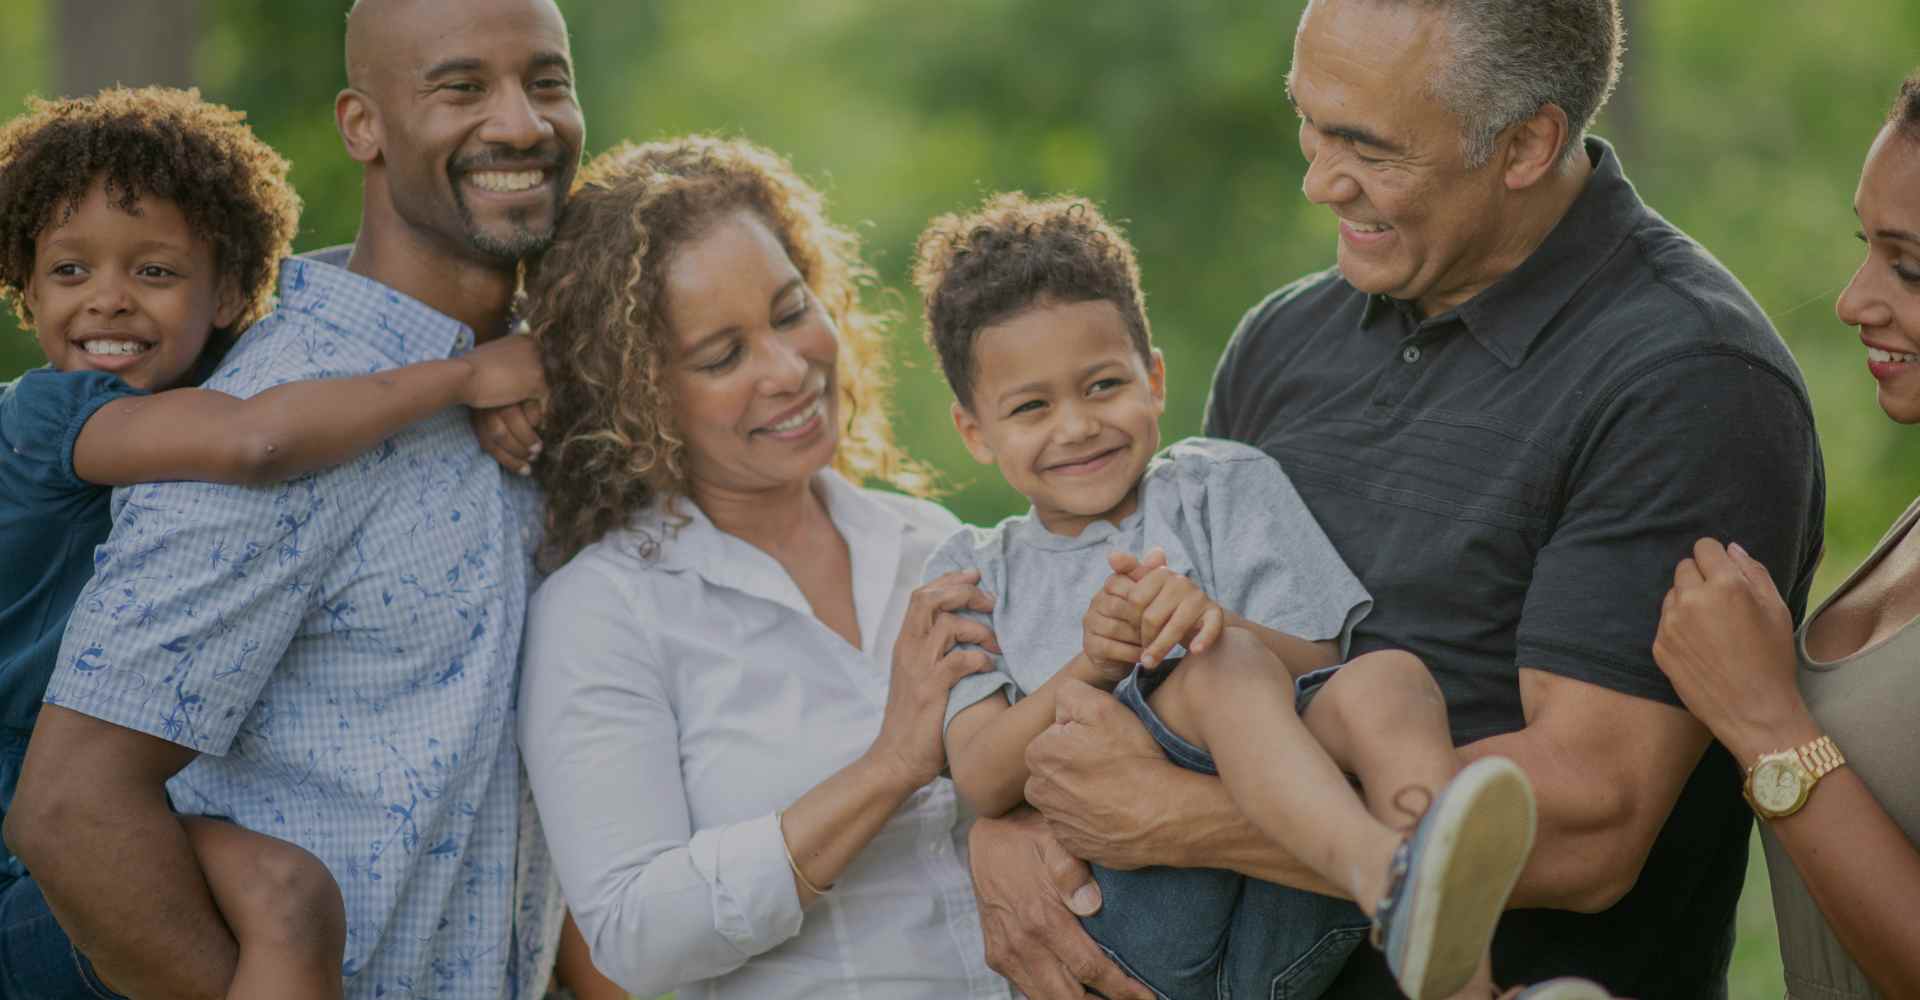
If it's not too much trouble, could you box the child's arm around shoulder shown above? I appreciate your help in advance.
[73,334,544,487]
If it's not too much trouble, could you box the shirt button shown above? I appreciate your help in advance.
[1401,345,1423,364]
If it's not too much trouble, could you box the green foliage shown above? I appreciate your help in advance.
[5,7,1918,995]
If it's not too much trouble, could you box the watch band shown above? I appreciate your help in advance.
[1792,734,1847,780]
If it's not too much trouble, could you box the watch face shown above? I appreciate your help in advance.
[1753,758,1805,814]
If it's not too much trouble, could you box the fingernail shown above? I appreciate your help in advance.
[1069,884,1101,916]
[520,465,533,477]
[529,442,543,456]
[1729,542,1748,558]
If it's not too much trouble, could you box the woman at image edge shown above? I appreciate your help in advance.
[1652,70,1920,1000]
[512,135,1010,999]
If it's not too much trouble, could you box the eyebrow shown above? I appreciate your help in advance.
[996,358,1129,405]
[423,51,571,82]
[680,277,806,357]
[1283,84,1409,155]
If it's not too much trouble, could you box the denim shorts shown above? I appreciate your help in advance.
[1079,658,1367,1000]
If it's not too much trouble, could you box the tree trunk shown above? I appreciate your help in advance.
[55,0,199,98]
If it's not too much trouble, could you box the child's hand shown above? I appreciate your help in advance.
[1123,563,1224,669]
[472,398,544,477]
[461,334,548,409]
[1082,576,1144,683]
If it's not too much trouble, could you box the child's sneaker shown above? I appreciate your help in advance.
[1371,756,1537,1000]
[1509,977,1617,999]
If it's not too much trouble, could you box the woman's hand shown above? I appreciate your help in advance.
[869,569,1001,791]
[1653,538,1811,760]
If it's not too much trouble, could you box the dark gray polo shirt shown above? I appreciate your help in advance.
[1205,138,1824,1000]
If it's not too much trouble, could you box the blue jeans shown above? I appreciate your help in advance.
[1080,661,1368,1000]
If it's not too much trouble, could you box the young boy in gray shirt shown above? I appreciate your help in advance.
[913,193,1539,1000]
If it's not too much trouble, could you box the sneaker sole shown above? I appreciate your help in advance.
[1395,757,1538,1000]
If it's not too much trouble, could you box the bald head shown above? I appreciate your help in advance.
[345,0,569,95]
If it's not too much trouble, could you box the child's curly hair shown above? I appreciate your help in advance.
[1894,68,1920,139]
[525,134,929,569]
[0,86,300,339]
[912,192,1152,410]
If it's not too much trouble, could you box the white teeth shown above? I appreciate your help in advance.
[765,397,823,433]
[1345,221,1391,233]
[469,170,545,193]
[82,339,148,357]
[1868,346,1920,364]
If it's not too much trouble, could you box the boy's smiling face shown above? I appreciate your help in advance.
[953,297,1165,536]
[26,178,238,391]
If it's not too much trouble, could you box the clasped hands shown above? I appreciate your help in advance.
[1080,546,1227,682]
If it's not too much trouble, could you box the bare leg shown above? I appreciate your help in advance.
[552,910,630,999]
[1145,628,1403,912]
[182,817,346,1000]
[1302,650,1461,828]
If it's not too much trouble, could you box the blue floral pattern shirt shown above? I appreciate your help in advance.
[47,257,560,999]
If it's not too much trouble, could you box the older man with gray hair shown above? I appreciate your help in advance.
[963,1,1824,998]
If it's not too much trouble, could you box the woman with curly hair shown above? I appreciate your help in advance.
[515,135,1010,999]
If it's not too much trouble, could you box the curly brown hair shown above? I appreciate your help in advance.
[912,192,1151,411]
[0,86,300,340]
[1893,69,1920,139]
[526,134,929,568]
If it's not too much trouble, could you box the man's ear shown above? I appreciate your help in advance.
[1146,348,1167,415]
[1500,102,1572,191]
[335,88,383,165]
[952,400,997,466]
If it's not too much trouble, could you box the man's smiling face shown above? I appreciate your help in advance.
[1287,0,1512,316]
[363,0,585,265]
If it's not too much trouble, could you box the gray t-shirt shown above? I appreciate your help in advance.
[929,437,1372,730]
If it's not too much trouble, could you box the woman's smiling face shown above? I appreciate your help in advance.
[665,207,842,498]
[1840,125,1920,424]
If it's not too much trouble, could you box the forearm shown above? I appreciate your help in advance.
[779,749,930,906]
[7,773,236,999]
[951,657,1114,817]
[1224,614,1339,676]
[228,359,473,481]
[1460,722,1708,911]
[1116,758,1341,896]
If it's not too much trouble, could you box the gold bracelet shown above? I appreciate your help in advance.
[776,810,833,896]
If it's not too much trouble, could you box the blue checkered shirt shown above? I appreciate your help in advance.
[47,257,561,999]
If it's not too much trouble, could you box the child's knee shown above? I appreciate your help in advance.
[1317,649,1446,725]
[1169,627,1290,701]
[225,837,347,955]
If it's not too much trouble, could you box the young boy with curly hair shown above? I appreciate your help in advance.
[0,87,545,1000]
[914,193,1540,1000]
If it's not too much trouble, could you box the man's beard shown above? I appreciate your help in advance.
[455,193,559,263]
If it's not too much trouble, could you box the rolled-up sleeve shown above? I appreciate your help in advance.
[517,557,803,997]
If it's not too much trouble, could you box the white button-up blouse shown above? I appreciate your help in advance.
[518,471,1011,1000]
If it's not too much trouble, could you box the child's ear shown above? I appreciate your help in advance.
[213,278,245,330]
[335,88,384,165]
[1147,348,1167,414]
[952,400,997,466]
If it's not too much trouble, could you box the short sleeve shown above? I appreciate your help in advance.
[46,470,366,754]
[925,530,1017,731]
[1173,440,1373,657]
[1517,352,1823,704]
[0,368,144,492]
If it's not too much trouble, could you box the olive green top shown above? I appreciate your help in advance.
[1767,496,1920,1000]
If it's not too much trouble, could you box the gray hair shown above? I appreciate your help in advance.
[1307,0,1625,169]
[1435,0,1624,168]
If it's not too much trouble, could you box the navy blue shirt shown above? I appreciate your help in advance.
[1206,139,1824,1000]
[0,366,142,869]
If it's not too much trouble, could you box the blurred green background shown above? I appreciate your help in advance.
[6,2,1919,996]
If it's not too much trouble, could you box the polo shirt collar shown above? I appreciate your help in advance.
[1455,137,1645,367]
[274,256,475,367]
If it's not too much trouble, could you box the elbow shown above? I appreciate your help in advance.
[3,779,78,873]
[220,431,297,485]
[1522,831,1650,914]
[948,759,1017,819]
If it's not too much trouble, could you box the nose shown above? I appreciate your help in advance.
[478,86,554,151]
[1836,259,1893,331]
[755,333,811,396]
[1054,398,1100,444]
[85,272,134,317]
[1299,124,1360,207]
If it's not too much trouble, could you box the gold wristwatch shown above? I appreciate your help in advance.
[1743,735,1846,820]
